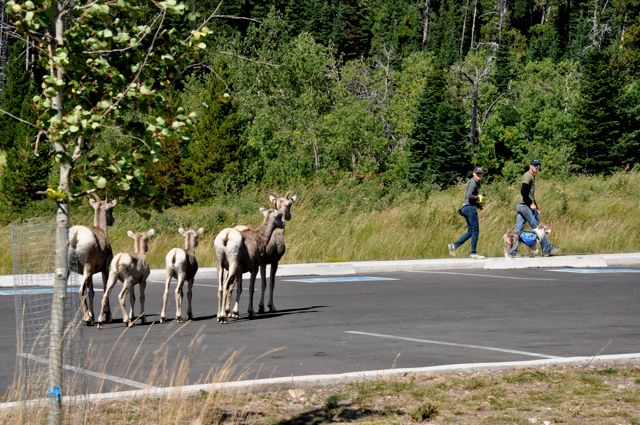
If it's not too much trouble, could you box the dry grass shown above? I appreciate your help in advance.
[1,364,638,424]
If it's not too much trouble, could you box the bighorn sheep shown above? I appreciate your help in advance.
[97,229,155,328]
[161,227,204,323]
[214,207,285,323]
[68,192,117,326]
[235,192,297,315]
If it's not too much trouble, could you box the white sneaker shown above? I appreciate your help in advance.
[469,253,485,259]
[448,243,456,257]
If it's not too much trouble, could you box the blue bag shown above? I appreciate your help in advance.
[519,231,538,246]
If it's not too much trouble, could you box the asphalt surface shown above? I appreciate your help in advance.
[1,255,639,401]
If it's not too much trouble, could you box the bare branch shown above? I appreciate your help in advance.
[0,108,37,127]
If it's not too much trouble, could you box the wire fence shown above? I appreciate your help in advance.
[11,216,87,408]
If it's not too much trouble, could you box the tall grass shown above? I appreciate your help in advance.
[1,170,639,274]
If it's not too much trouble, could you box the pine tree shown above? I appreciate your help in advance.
[573,48,622,173]
[0,41,51,207]
[408,68,470,188]
[181,68,248,202]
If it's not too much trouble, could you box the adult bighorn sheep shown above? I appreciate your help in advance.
[235,192,297,315]
[161,227,204,323]
[97,229,155,328]
[214,207,285,323]
[68,192,118,326]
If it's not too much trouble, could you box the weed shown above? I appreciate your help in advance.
[411,403,438,421]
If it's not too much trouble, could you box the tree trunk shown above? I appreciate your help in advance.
[421,0,431,48]
[470,80,479,150]
[460,0,470,56]
[470,0,478,48]
[48,4,67,425]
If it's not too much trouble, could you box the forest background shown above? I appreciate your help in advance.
[0,0,639,271]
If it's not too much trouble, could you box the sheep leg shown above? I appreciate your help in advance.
[231,273,242,319]
[186,277,194,321]
[101,269,112,323]
[79,277,93,325]
[258,265,267,314]
[160,272,172,323]
[268,262,278,312]
[217,264,229,323]
[97,273,118,328]
[247,271,257,318]
[175,273,185,322]
[80,269,94,325]
[128,284,136,323]
[118,278,133,327]
[139,280,146,324]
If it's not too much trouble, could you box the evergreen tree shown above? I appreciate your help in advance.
[573,48,622,173]
[181,68,248,202]
[0,41,51,207]
[0,42,33,150]
[408,68,470,188]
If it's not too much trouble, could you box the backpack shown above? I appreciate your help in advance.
[519,231,538,246]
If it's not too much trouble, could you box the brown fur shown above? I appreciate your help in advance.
[503,225,551,257]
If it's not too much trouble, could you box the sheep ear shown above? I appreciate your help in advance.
[291,195,297,203]
[147,229,155,237]
[127,230,135,238]
[197,227,204,235]
[179,227,186,236]
[259,207,268,216]
[110,199,118,207]
[89,198,97,207]
[269,195,276,204]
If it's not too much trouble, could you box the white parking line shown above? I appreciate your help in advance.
[19,353,157,390]
[345,331,561,359]
[408,270,557,281]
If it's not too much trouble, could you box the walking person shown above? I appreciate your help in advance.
[508,158,559,257]
[448,167,486,259]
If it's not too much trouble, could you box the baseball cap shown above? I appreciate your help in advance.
[473,166,484,175]
[530,158,541,169]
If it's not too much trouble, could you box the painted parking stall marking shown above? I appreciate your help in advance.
[410,270,557,281]
[550,268,640,274]
[284,276,399,283]
[346,331,561,359]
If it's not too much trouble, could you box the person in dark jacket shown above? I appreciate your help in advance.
[448,167,486,259]
[508,158,559,257]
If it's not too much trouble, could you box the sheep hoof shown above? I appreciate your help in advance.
[187,313,193,320]
[160,317,166,323]
[231,312,239,319]
[258,306,265,314]
[248,311,255,319]
[268,305,276,313]
[96,322,103,329]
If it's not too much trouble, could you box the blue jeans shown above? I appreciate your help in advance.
[510,204,553,255]
[453,205,479,254]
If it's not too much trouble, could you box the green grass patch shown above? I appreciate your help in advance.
[0,170,639,274]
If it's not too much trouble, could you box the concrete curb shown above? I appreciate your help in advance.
[2,252,639,288]
[1,353,639,410]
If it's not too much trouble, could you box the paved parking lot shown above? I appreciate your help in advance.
[1,264,639,401]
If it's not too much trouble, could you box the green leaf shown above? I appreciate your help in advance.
[95,176,107,188]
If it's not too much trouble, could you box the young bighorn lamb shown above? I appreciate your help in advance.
[161,227,204,323]
[235,192,297,315]
[97,229,155,328]
[68,192,117,326]
[214,207,285,323]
